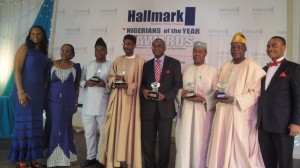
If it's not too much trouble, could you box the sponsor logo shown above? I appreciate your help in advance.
[128,7,196,26]
[73,9,90,15]
[242,29,263,35]
[276,30,287,35]
[100,8,118,15]
[208,28,229,35]
[65,27,80,34]
[252,7,274,15]
[219,7,239,16]
[90,27,108,34]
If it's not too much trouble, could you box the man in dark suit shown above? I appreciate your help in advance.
[140,38,182,168]
[258,36,300,168]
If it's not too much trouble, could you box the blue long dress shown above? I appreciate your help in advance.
[44,62,81,167]
[9,47,48,162]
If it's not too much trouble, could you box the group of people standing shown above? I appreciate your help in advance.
[8,24,300,168]
[175,32,300,168]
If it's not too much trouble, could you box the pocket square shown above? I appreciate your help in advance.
[279,72,286,77]
[165,70,171,74]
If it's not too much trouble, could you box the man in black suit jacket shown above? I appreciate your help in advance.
[140,38,182,168]
[258,36,300,168]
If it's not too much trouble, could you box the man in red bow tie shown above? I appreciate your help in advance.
[257,36,300,168]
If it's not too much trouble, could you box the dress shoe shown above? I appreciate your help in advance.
[95,161,105,168]
[16,161,27,168]
[80,159,97,167]
[30,161,40,168]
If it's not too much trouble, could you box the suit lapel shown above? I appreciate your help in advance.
[267,59,288,90]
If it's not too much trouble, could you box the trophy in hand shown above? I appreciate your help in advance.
[148,82,160,99]
[90,69,101,83]
[184,82,196,98]
[115,69,126,85]
[216,81,228,99]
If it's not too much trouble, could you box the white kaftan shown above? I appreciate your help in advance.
[175,64,218,168]
[207,59,266,168]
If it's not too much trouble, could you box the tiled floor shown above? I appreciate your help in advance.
[1,132,299,168]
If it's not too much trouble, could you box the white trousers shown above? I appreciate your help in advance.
[81,114,105,160]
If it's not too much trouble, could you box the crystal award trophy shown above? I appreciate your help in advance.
[216,81,228,99]
[115,69,126,85]
[185,82,196,98]
[148,82,160,99]
[90,69,101,83]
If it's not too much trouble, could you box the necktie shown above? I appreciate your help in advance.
[266,61,281,67]
[155,60,161,82]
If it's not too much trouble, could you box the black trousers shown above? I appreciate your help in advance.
[258,128,294,168]
[141,106,173,168]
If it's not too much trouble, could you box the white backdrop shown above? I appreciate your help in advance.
[51,0,287,68]
[52,0,300,158]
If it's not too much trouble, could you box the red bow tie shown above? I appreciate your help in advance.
[266,61,281,67]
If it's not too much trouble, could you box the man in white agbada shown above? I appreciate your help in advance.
[80,37,112,167]
[175,41,218,168]
[206,32,266,168]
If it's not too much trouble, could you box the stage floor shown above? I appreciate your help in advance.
[1,131,299,168]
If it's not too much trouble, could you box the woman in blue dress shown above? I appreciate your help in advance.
[44,44,81,167]
[9,26,48,168]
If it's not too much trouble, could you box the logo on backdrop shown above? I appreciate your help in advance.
[73,9,90,15]
[242,29,263,35]
[100,8,118,15]
[252,7,275,16]
[124,7,199,66]
[219,7,240,16]
[128,7,196,26]
[276,30,287,36]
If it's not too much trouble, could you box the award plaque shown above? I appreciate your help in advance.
[90,69,101,83]
[185,82,196,98]
[115,69,126,85]
[148,82,160,99]
[216,81,228,99]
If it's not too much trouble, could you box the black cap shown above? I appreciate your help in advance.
[95,37,107,49]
